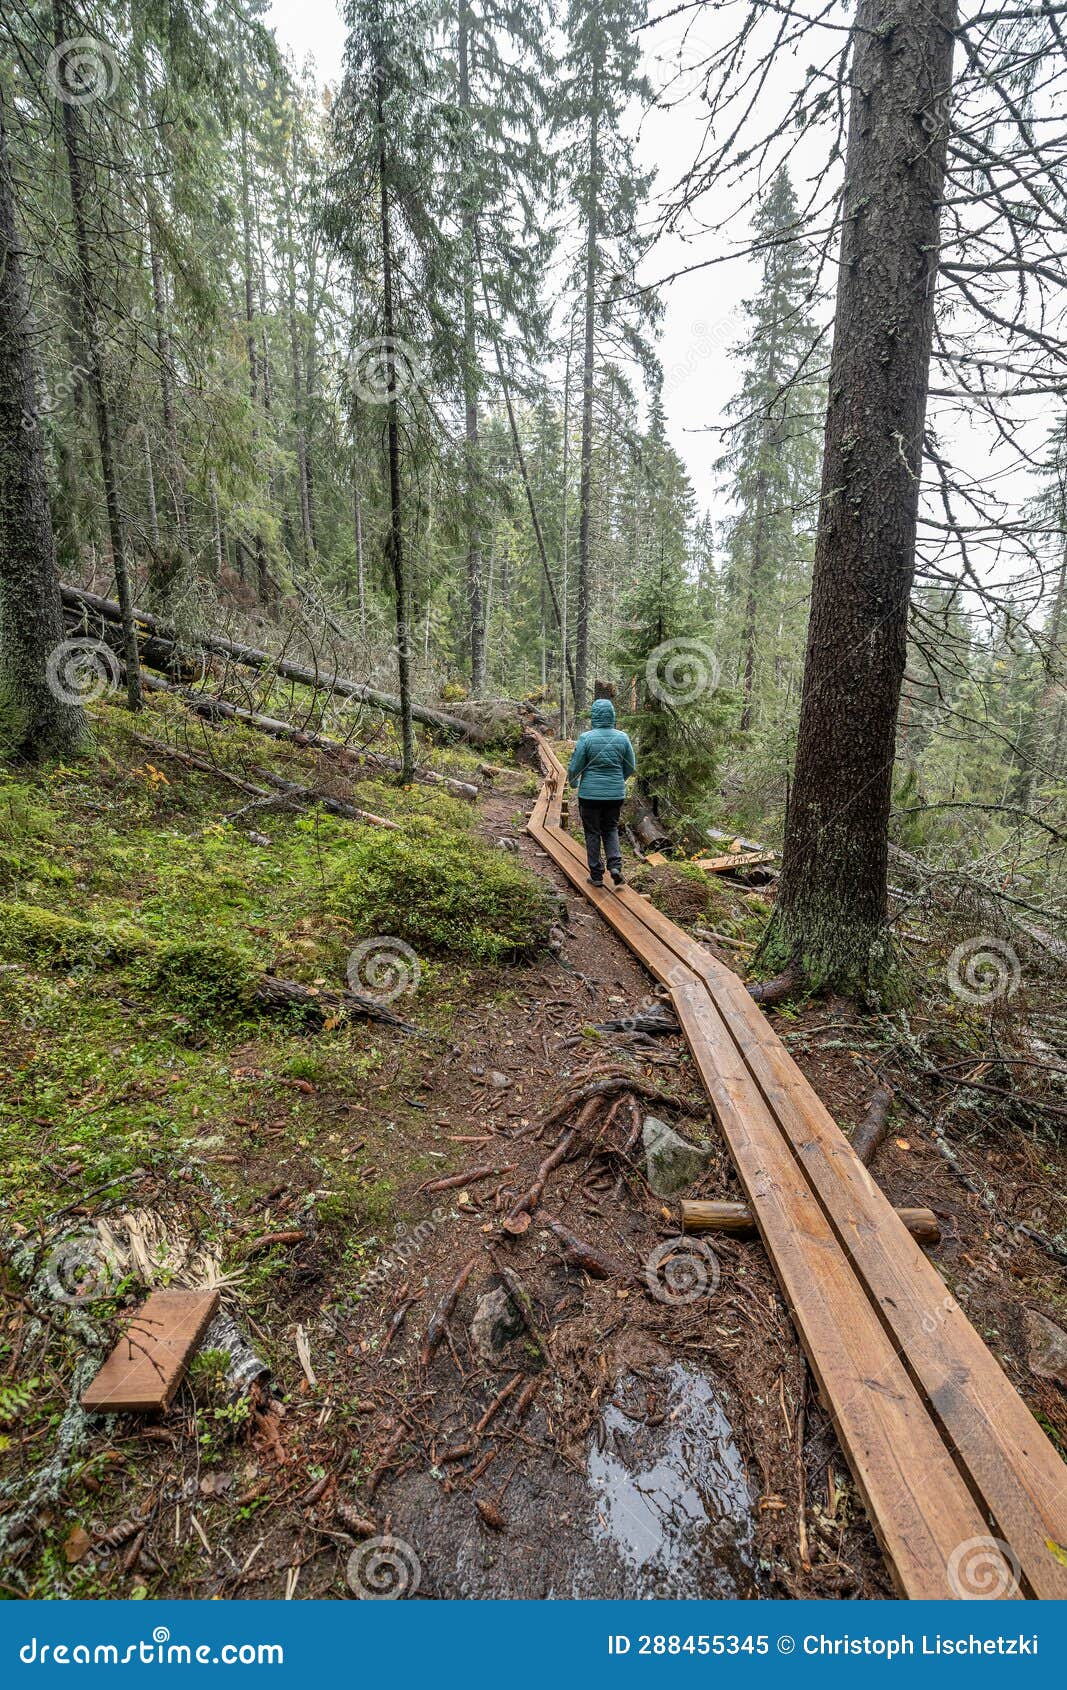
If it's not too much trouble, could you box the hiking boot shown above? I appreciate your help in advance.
[587,875,604,888]
[610,871,626,887]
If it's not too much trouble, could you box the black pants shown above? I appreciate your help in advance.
[578,798,623,881]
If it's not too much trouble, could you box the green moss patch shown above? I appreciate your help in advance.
[327,822,554,963]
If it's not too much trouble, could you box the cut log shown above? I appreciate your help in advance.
[680,1198,940,1248]
[136,673,479,799]
[82,1288,220,1413]
[695,850,776,874]
[61,581,477,740]
[705,826,770,855]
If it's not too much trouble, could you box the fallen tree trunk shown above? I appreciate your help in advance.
[253,973,418,1033]
[127,733,401,829]
[137,673,479,799]
[747,959,806,1006]
[850,1081,895,1166]
[680,1198,940,1248]
[61,581,476,742]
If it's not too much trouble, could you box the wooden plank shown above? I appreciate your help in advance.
[82,1288,220,1413]
[526,739,1067,1599]
[703,985,1067,1600]
[527,793,1007,1598]
[694,850,776,874]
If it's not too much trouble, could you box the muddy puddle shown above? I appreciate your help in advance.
[582,1362,757,1598]
[388,1360,759,1599]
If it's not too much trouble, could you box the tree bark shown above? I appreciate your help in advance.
[0,88,88,761]
[373,10,415,782]
[459,1,486,697]
[137,54,188,560]
[762,0,958,992]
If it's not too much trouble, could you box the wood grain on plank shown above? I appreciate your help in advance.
[526,761,1009,1598]
[81,1288,220,1413]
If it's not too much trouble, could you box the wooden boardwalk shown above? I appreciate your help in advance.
[527,732,1067,1600]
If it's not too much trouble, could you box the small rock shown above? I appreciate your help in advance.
[1024,1309,1067,1387]
[471,1284,526,1363]
[488,1070,510,1091]
[642,1115,713,1197]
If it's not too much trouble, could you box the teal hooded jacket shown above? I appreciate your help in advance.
[567,698,636,801]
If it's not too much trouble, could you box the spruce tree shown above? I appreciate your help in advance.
[717,169,822,736]
[562,0,657,708]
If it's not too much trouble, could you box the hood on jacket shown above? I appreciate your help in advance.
[589,698,616,728]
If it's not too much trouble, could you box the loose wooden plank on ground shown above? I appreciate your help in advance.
[82,1288,220,1413]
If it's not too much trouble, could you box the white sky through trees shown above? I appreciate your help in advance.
[267,0,1059,619]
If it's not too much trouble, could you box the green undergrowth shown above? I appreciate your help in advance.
[0,697,541,1231]
[327,821,555,962]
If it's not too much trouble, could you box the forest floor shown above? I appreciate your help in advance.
[1,701,1064,1601]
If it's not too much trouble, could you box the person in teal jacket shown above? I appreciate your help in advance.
[566,696,636,887]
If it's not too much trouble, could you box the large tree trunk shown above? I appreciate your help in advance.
[575,73,599,713]
[761,0,958,993]
[57,3,142,710]
[373,19,415,781]
[0,89,87,761]
[458,3,486,697]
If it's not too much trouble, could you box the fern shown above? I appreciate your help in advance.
[0,1377,40,1427]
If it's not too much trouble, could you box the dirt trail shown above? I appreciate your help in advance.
[298,785,888,1600]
